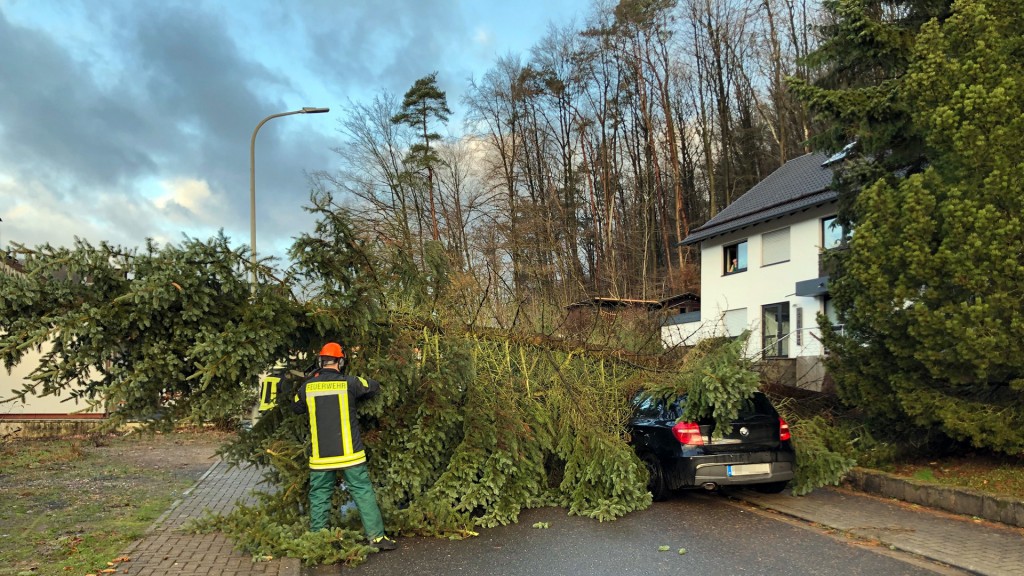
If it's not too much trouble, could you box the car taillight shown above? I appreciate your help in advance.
[672,421,704,446]
[779,417,791,441]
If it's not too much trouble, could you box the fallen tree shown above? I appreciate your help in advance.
[1,193,851,566]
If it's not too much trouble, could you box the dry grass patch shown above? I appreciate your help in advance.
[0,428,231,576]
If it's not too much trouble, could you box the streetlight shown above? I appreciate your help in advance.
[249,107,330,288]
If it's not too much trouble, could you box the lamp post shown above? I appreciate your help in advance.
[249,107,330,288]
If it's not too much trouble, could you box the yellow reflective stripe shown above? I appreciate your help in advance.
[310,451,366,470]
[259,377,280,410]
[305,380,354,465]
[308,394,320,458]
[308,380,347,399]
[341,387,354,455]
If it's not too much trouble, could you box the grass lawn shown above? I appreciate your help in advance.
[885,453,1024,501]
[0,428,229,576]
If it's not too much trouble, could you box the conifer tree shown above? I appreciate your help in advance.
[0,233,296,428]
[789,0,952,220]
[391,72,452,243]
[814,0,1024,453]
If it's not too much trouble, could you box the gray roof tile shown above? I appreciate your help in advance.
[681,152,836,245]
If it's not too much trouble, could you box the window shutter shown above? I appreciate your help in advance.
[762,228,790,265]
[724,308,747,337]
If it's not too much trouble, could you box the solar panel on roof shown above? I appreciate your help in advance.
[821,142,857,167]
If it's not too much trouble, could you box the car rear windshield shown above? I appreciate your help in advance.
[739,393,778,418]
[633,391,777,420]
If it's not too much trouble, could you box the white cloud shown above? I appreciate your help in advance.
[474,27,491,46]
[0,176,132,250]
[151,175,232,230]
[153,176,209,212]
[1,0,587,258]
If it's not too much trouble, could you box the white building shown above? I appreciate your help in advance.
[1,254,106,428]
[662,152,846,390]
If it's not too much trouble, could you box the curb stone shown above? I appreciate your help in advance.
[145,458,222,534]
[845,467,1024,528]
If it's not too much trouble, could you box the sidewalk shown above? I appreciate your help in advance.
[120,458,1024,576]
[117,460,300,575]
[732,486,1024,576]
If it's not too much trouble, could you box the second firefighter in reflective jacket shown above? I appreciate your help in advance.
[292,342,397,551]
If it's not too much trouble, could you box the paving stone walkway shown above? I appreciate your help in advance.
[117,460,299,576]
[734,487,1024,576]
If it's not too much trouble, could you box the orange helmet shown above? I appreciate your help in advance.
[319,342,344,359]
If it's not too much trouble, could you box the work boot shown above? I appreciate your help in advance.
[370,535,397,551]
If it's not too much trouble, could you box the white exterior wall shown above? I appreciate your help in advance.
[1,340,105,417]
[1,261,105,419]
[662,204,837,360]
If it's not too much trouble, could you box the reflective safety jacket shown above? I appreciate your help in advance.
[258,370,283,411]
[293,367,380,470]
[259,367,303,411]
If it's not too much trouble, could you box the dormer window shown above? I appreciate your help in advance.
[724,241,748,275]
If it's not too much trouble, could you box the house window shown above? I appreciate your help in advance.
[724,241,748,274]
[762,302,790,357]
[822,216,848,250]
[762,227,790,266]
[824,296,843,334]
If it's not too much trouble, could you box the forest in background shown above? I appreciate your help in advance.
[319,0,822,323]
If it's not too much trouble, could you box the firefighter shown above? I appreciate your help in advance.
[292,342,397,551]
[258,360,288,412]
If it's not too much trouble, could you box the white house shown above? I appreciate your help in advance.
[662,152,846,390]
[1,254,106,429]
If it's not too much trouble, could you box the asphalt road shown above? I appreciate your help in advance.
[305,492,959,576]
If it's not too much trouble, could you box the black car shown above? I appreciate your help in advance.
[627,391,795,499]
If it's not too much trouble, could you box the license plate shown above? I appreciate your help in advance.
[727,463,771,476]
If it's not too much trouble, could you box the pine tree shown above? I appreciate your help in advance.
[789,0,952,221]
[4,191,853,567]
[391,72,452,243]
[0,233,298,428]
[819,0,1024,453]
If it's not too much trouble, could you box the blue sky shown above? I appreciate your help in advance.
[0,0,589,260]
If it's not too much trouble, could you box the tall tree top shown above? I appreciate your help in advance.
[391,72,453,128]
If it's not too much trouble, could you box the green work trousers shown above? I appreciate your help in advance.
[308,464,385,539]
